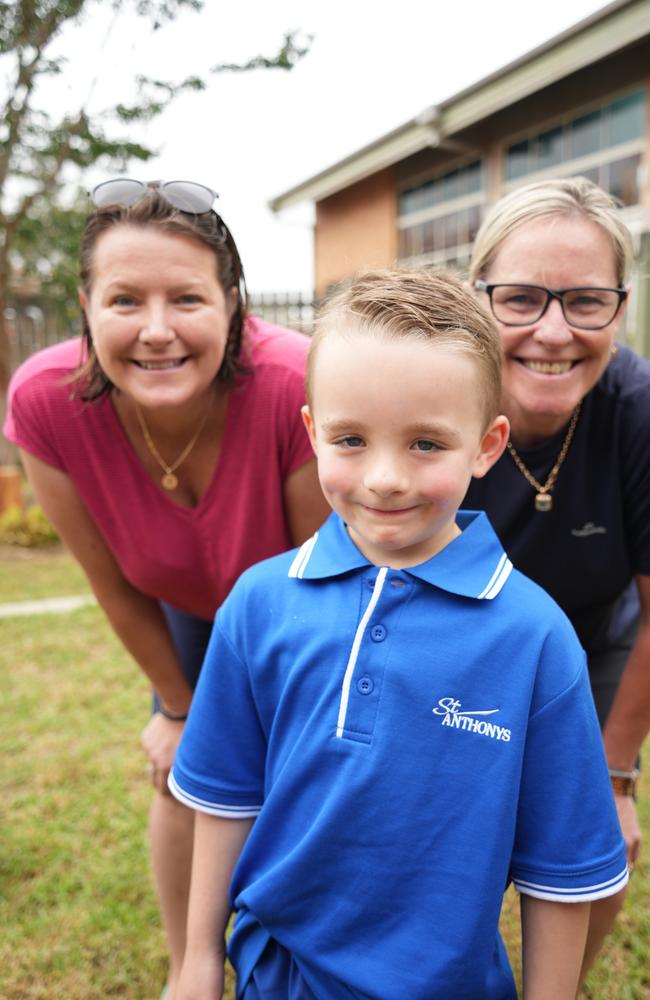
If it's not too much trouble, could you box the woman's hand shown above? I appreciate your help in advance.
[141,713,185,796]
[614,794,642,868]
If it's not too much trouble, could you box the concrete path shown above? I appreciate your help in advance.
[0,594,97,618]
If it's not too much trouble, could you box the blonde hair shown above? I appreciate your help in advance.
[308,268,502,426]
[469,176,634,285]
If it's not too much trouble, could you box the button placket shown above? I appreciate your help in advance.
[339,570,410,743]
[357,674,374,695]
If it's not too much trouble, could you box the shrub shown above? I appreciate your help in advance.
[0,504,59,546]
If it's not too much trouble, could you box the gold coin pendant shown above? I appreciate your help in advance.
[535,493,552,513]
[161,472,179,491]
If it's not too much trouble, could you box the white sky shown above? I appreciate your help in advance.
[40,0,612,292]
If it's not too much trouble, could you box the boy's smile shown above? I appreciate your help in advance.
[303,331,508,569]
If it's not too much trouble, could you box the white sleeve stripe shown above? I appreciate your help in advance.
[515,868,627,893]
[336,567,388,738]
[168,772,262,818]
[288,532,319,578]
[477,552,513,600]
[514,865,629,902]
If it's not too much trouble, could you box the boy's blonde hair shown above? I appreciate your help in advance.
[308,268,502,427]
[469,176,634,286]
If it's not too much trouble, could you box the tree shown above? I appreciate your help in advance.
[0,0,309,463]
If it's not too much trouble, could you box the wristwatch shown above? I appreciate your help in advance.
[608,768,639,797]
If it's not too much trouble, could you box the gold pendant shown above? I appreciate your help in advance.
[535,493,552,512]
[161,472,179,491]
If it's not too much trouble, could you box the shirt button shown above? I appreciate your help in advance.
[370,624,387,642]
[357,674,374,695]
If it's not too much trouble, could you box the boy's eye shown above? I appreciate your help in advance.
[412,440,438,452]
[337,436,364,449]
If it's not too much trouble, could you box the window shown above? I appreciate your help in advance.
[399,161,483,217]
[398,160,485,266]
[569,110,602,158]
[506,140,529,181]
[467,204,482,243]
[609,91,645,146]
[535,127,563,171]
[608,154,641,206]
[504,88,645,203]
[462,160,482,195]
[421,220,435,254]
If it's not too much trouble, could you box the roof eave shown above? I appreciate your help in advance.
[268,112,441,212]
[270,0,649,212]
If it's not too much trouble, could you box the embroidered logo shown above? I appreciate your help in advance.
[432,697,511,742]
[571,522,606,538]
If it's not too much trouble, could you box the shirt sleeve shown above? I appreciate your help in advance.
[511,652,628,902]
[5,375,68,470]
[169,593,266,818]
[620,375,650,576]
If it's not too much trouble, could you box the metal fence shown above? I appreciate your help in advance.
[5,301,65,373]
[6,292,316,373]
[248,292,315,335]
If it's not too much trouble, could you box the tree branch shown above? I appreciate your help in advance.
[212,31,311,73]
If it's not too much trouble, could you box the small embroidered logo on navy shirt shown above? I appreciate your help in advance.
[571,522,607,537]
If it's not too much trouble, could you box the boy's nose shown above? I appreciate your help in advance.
[364,460,408,496]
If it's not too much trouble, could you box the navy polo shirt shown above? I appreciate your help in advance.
[171,511,627,1000]
[464,345,650,652]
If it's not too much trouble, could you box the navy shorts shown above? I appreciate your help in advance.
[240,938,319,1000]
[152,602,214,713]
[589,645,631,729]
[588,584,639,729]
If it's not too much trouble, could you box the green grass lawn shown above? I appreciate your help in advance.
[0,542,90,603]
[1,547,648,998]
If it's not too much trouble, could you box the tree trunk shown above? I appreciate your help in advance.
[0,281,18,467]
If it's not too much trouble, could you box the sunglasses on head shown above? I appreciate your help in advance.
[91,178,218,215]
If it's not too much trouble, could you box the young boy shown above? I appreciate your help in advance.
[171,270,627,1000]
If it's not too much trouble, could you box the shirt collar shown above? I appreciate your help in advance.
[288,511,513,601]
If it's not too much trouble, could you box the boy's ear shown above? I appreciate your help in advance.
[472,415,509,478]
[301,405,317,454]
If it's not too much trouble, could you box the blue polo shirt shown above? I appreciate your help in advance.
[171,511,627,1000]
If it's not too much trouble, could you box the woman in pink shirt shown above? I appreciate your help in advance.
[4,179,329,998]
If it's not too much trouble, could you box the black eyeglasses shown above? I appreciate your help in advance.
[91,178,218,215]
[474,280,627,331]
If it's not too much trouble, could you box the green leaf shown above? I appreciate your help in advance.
[211,30,312,74]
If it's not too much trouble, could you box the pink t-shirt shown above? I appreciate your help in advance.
[5,318,315,619]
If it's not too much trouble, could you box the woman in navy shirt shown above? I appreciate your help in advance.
[467,175,650,978]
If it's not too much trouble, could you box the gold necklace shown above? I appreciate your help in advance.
[135,400,211,491]
[505,402,581,513]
